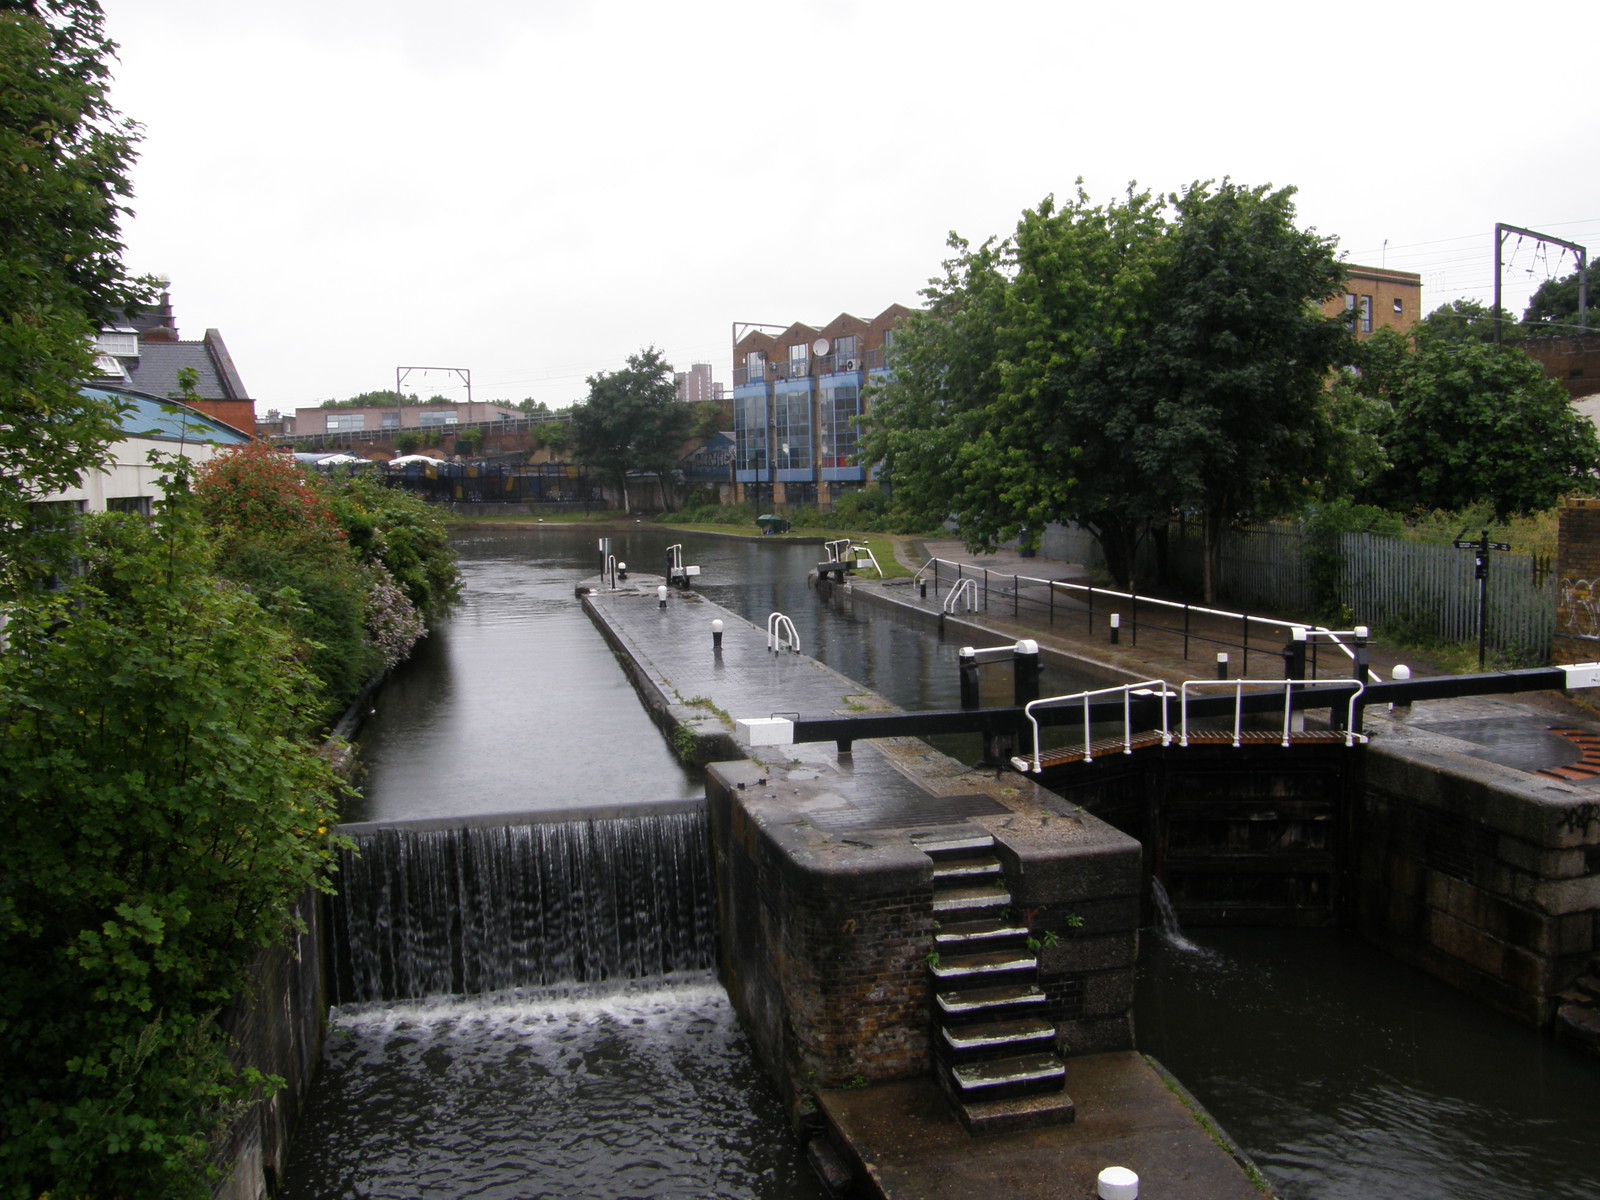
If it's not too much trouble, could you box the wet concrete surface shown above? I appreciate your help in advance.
[820,1052,1265,1200]
[902,540,1600,787]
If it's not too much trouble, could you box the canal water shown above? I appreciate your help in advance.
[286,525,1600,1200]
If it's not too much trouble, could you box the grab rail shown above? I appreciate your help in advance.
[944,578,978,615]
[767,611,801,654]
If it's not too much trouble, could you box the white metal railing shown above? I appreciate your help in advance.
[1010,676,1368,773]
[1011,680,1175,772]
[767,611,801,654]
[824,538,852,562]
[943,578,978,615]
[1177,678,1367,748]
[850,544,883,578]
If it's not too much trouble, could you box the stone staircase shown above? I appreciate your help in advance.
[915,830,1076,1135]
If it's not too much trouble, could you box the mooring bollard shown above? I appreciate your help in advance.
[617,561,627,581]
[1109,613,1121,645]
[1390,663,1411,713]
[657,584,667,610]
[958,647,980,710]
[1216,652,1229,680]
[712,619,723,653]
[1013,638,1041,706]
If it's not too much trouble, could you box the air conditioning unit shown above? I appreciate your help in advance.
[843,358,858,371]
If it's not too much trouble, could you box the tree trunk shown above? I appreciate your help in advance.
[1202,509,1223,605]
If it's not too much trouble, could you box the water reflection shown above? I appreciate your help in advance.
[1136,927,1600,1200]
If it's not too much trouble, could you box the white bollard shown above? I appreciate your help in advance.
[1097,1165,1139,1199]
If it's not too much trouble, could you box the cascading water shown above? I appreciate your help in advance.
[328,807,716,1005]
[1149,876,1206,956]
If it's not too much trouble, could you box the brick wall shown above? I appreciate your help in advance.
[706,760,1141,1128]
[1554,499,1600,663]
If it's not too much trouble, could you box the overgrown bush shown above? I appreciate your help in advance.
[0,497,349,1200]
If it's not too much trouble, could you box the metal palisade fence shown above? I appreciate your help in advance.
[1051,521,1556,663]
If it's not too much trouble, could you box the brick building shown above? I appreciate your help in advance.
[730,304,912,510]
[1321,264,1422,339]
[91,284,256,435]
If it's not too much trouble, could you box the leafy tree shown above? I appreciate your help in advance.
[571,346,691,510]
[319,389,415,409]
[1361,338,1600,517]
[863,181,1351,596]
[515,397,550,416]
[1519,267,1595,338]
[1419,299,1513,346]
[0,476,349,1200]
[1135,180,1351,598]
[0,0,152,573]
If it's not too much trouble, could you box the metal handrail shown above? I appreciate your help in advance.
[850,544,883,578]
[1012,680,1174,772]
[767,611,801,654]
[1177,678,1367,748]
[922,556,1383,681]
[943,578,977,615]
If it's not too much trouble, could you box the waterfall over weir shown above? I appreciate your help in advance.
[327,803,716,1005]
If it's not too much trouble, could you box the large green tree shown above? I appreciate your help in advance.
[863,181,1351,596]
[571,346,690,510]
[0,0,150,569]
[1134,181,1351,598]
[1359,337,1599,517]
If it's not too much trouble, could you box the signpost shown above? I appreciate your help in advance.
[1453,528,1512,667]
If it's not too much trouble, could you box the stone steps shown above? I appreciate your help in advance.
[919,829,1072,1135]
[929,948,1037,982]
[940,1016,1057,1058]
[935,916,1031,949]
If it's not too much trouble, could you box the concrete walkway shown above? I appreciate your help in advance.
[582,575,1273,1200]
[890,540,1600,784]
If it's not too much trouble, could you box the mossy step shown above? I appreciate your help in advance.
[935,982,1046,1017]
[931,884,1011,914]
[950,1052,1065,1094]
[941,1017,1056,1054]
[929,949,1036,980]
[931,856,1002,881]
[934,917,1030,947]
[911,830,996,855]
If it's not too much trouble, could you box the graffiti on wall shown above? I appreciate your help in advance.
[1556,578,1600,640]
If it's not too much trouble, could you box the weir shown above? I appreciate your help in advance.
[327,803,715,1005]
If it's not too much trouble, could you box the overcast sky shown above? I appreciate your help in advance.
[104,0,1598,414]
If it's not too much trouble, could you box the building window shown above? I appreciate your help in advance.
[1393,297,1404,315]
[821,383,860,468]
[95,329,137,357]
[788,343,808,379]
[746,351,766,382]
[418,410,458,428]
[1359,295,1373,334]
[734,393,768,471]
[833,335,857,371]
[381,412,401,428]
[107,496,152,516]
[772,390,812,470]
[326,413,366,432]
